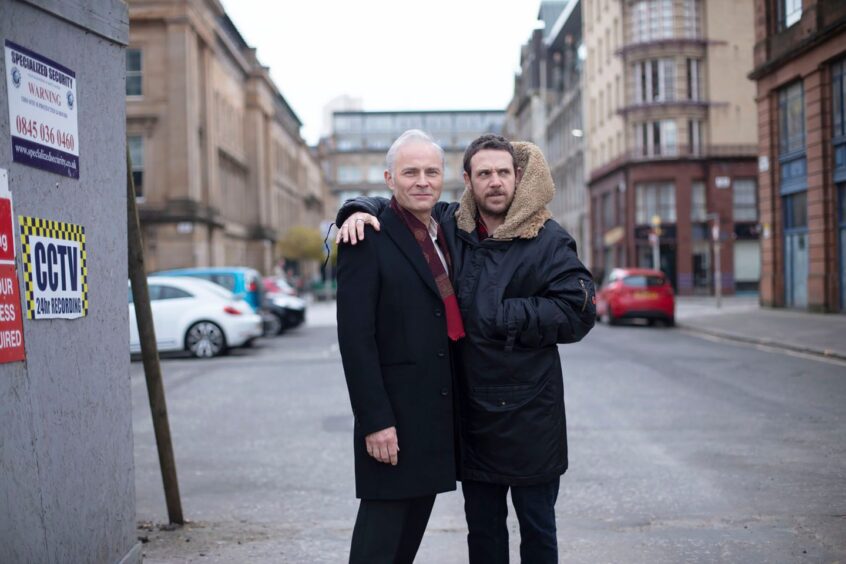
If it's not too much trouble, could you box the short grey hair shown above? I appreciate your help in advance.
[385,129,445,174]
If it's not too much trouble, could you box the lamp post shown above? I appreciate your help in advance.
[706,212,722,308]
[650,215,662,271]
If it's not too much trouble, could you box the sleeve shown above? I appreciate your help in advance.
[496,233,596,349]
[335,196,389,227]
[336,236,396,435]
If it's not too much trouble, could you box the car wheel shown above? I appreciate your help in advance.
[607,309,620,326]
[264,313,285,336]
[185,321,226,358]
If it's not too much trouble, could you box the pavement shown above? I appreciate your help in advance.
[674,295,846,361]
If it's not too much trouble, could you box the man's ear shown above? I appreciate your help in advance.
[463,170,471,191]
[384,170,395,192]
[515,167,524,186]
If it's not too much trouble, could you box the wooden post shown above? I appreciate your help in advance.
[126,147,184,525]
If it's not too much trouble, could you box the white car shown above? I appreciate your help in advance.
[129,276,263,358]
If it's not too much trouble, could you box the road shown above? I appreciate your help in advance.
[132,300,846,563]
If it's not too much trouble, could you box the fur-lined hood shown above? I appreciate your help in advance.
[455,141,554,240]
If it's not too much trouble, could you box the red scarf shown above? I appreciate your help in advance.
[390,197,465,341]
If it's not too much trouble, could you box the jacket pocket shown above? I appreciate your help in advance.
[468,373,550,412]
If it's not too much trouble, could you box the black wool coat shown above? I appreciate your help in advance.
[336,206,457,500]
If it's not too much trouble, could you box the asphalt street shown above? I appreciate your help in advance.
[132,301,846,563]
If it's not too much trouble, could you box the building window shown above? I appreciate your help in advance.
[733,178,758,221]
[833,58,846,139]
[425,114,452,131]
[366,136,391,150]
[682,0,701,37]
[364,115,393,132]
[128,135,144,199]
[367,165,384,183]
[336,137,362,151]
[334,115,363,133]
[784,190,807,229]
[633,59,676,103]
[602,191,615,228]
[779,0,802,30]
[779,81,805,156]
[634,119,677,156]
[336,165,363,184]
[691,180,706,221]
[636,182,676,224]
[126,49,142,97]
[687,59,701,100]
[630,0,673,43]
[688,119,702,154]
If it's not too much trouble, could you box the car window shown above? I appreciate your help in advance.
[208,273,237,292]
[202,283,235,300]
[147,285,163,301]
[158,285,193,300]
[623,275,665,288]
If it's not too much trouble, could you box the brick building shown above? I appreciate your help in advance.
[585,0,760,294]
[750,0,846,311]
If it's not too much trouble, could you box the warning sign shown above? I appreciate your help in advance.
[19,216,87,320]
[0,169,25,362]
[0,263,25,362]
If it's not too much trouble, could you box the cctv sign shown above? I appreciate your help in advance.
[19,216,88,320]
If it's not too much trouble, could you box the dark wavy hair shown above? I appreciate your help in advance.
[462,134,516,175]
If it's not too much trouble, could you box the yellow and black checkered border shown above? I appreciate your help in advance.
[18,216,88,320]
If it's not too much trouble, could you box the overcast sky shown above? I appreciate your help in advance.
[219,0,545,145]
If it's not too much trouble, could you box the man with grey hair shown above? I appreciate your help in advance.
[336,129,464,563]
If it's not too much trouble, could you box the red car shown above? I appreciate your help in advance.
[596,268,675,326]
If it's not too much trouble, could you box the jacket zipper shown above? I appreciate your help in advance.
[579,279,589,312]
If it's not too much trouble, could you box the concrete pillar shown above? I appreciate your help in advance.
[0,1,139,563]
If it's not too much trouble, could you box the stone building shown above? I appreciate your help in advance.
[126,0,329,274]
[750,0,846,311]
[584,0,760,294]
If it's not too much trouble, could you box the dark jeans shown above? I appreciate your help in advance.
[349,495,436,564]
[462,478,560,564]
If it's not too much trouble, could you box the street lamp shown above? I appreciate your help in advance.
[706,212,722,308]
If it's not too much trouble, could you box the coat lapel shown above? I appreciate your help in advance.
[380,207,441,300]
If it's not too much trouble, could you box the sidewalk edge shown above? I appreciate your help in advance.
[677,323,846,362]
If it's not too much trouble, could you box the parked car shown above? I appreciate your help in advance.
[152,267,264,312]
[263,276,297,296]
[596,267,675,326]
[129,277,263,358]
[263,276,307,334]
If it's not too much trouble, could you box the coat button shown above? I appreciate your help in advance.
[441,388,449,396]
[498,400,507,406]
[434,309,442,317]
[437,351,445,358]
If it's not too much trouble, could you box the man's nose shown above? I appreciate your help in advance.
[489,172,502,187]
[415,172,430,186]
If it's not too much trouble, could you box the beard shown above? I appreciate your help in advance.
[474,189,513,219]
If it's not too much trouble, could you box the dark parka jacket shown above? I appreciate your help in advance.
[337,142,596,486]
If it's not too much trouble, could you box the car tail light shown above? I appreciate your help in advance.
[223,305,242,315]
[248,280,257,292]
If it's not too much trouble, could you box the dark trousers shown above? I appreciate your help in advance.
[349,495,436,564]
[462,478,560,564]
